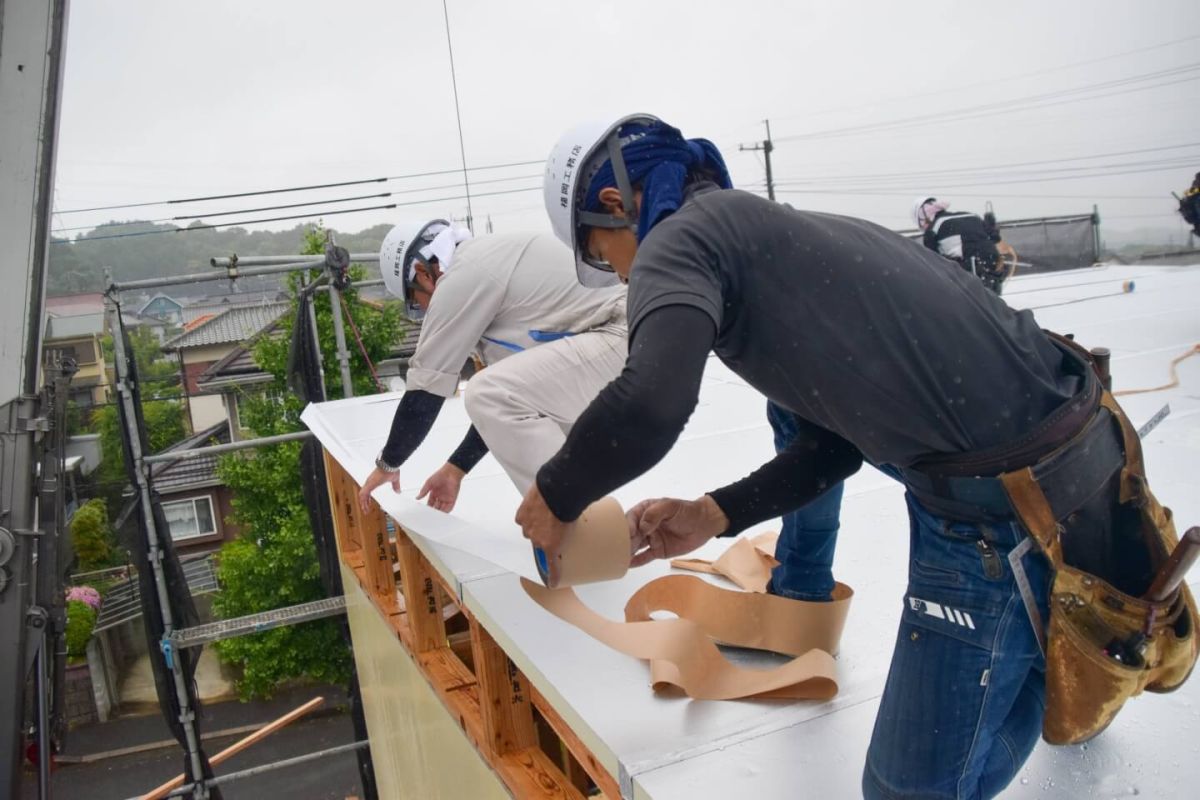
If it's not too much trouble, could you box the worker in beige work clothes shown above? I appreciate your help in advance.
[357,218,626,514]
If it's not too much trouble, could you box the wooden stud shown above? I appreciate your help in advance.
[319,453,360,554]
[471,623,537,758]
[532,686,620,799]
[355,501,399,613]
[395,528,446,653]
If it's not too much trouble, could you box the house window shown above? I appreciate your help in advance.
[162,497,217,541]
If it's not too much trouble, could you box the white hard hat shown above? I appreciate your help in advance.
[912,195,937,229]
[543,113,660,287]
[379,218,450,320]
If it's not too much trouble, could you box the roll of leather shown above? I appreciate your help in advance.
[537,496,630,588]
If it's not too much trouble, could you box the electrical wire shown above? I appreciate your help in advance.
[53,185,542,244]
[55,158,544,215]
[764,33,1200,127]
[51,173,543,235]
[774,64,1200,143]
[770,142,1200,186]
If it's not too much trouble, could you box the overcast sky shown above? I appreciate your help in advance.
[52,0,1200,247]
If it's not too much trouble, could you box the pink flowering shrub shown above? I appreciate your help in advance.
[66,585,102,611]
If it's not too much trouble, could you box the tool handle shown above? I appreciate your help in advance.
[1145,527,1200,604]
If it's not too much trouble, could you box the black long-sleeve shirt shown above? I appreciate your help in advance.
[536,183,1079,530]
[536,305,863,534]
[379,389,489,473]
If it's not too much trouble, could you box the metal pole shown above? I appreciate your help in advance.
[210,254,378,268]
[142,430,313,464]
[299,273,328,402]
[0,2,70,795]
[155,741,371,799]
[106,298,209,799]
[328,286,355,399]
[35,640,50,800]
[314,278,384,291]
[762,119,776,203]
[109,261,326,293]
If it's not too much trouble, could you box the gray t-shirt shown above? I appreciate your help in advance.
[627,185,1078,468]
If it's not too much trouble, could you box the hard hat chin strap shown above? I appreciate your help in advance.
[576,131,639,237]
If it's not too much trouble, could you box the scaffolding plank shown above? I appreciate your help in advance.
[170,596,346,649]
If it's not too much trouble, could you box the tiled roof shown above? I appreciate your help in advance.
[196,343,271,390]
[163,302,288,351]
[150,421,230,492]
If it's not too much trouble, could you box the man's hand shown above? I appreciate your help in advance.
[358,467,401,514]
[515,483,570,587]
[627,495,729,567]
[417,463,465,513]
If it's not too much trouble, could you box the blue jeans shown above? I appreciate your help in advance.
[765,401,845,602]
[862,492,1052,800]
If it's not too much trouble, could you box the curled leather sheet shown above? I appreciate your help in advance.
[521,576,844,701]
[625,574,852,657]
[670,531,780,592]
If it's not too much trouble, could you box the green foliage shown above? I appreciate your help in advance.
[65,599,98,660]
[93,399,187,516]
[213,224,403,698]
[71,498,115,571]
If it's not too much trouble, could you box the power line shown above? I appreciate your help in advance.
[774,63,1200,143]
[51,173,543,235]
[52,185,542,244]
[55,158,544,215]
[770,142,1200,186]
[442,0,474,231]
[763,33,1200,127]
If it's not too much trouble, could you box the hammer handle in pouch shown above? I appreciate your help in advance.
[1145,527,1200,604]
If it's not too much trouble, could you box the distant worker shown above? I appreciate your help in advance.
[914,196,1007,294]
[357,219,626,515]
[1178,172,1200,239]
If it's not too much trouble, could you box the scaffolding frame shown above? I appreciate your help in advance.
[101,235,382,799]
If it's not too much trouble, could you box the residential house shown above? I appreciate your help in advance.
[137,293,184,325]
[45,291,104,317]
[149,421,239,554]
[161,302,288,433]
[43,312,109,409]
[195,333,278,442]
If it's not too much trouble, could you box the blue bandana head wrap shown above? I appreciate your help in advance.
[582,120,732,242]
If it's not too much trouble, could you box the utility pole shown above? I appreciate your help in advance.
[739,119,776,202]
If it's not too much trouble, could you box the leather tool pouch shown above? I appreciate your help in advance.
[1000,391,1198,745]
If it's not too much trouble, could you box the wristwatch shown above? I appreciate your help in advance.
[375,452,402,473]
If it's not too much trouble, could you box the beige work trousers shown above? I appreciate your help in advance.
[463,324,627,494]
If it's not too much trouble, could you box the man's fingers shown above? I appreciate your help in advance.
[416,484,429,500]
[637,499,677,536]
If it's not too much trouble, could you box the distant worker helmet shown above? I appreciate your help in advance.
[379,218,452,321]
[912,195,940,230]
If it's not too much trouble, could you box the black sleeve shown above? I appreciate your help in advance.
[922,228,938,251]
[379,389,445,468]
[708,416,863,537]
[535,304,715,521]
[447,425,489,473]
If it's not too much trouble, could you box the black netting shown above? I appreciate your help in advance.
[112,305,221,797]
[997,215,1098,273]
[290,289,378,800]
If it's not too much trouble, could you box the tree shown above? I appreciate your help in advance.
[70,498,116,571]
[213,224,405,698]
[92,400,187,517]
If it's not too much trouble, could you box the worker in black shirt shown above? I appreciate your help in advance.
[914,196,1006,294]
[516,114,1132,800]
[1179,172,1200,238]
